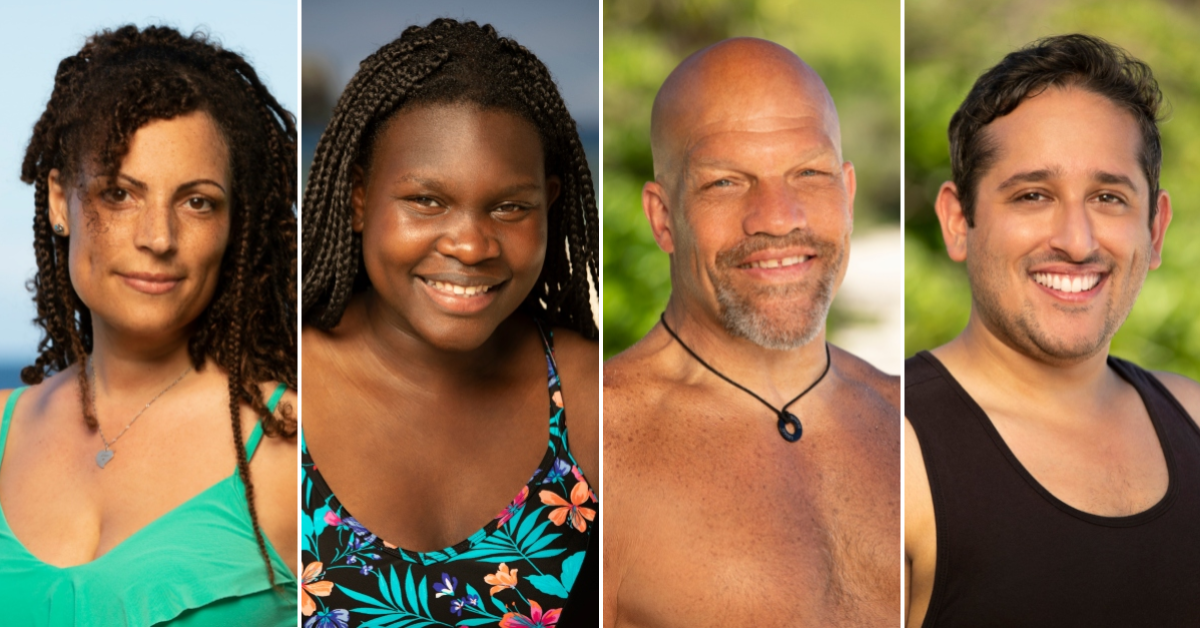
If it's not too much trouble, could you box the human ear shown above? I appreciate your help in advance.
[642,180,674,254]
[843,161,857,224]
[545,175,562,209]
[935,182,969,263]
[1149,189,1172,270]
[351,165,366,233]
[48,169,71,237]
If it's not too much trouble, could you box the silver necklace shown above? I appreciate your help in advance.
[88,360,192,469]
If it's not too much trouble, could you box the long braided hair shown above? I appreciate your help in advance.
[302,18,598,338]
[19,25,297,585]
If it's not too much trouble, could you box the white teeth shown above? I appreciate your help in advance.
[425,280,493,297]
[746,255,809,269]
[1032,272,1100,294]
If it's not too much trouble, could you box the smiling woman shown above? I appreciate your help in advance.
[300,18,600,628]
[0,25,298,626]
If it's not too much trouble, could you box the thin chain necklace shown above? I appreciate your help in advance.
[88,359,192,469]
[660,313,831,443]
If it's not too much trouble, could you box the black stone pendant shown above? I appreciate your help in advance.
[777,411,803,442]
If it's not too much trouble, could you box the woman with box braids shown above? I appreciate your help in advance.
[301,18,599,626]
[302,18,598,338]
[1,24,299,626]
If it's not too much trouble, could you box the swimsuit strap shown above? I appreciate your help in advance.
[244,382,288,461]
[532,318,558,372]
[0,388,27,467]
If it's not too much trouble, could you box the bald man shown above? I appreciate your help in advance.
[604,39,899,628]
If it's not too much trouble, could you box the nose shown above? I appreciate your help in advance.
[742,179,806,236]
[1047,199,1099,261]
[435,212,500,265]
[134,198,178,256]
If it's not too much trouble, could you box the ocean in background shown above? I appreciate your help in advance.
[0,362,27,390]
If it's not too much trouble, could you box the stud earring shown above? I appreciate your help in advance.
[53,224,65,235]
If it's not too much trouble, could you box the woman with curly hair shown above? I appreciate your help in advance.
[301,18,599,628]
[0,25,298,626]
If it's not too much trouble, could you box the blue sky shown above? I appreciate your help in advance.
[302,0,599,124]
[0,1,298,363]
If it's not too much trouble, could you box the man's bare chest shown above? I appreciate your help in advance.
[614,410,900,627]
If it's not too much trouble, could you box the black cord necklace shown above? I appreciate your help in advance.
[660,312,831,443]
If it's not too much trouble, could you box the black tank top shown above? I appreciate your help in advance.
[907,351,1200,627]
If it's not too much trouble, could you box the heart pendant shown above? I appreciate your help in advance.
[96,449,114,469]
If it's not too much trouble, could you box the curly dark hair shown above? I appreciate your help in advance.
[302,18,598,338]
[19,25,296,585]
[949,33,1164,226]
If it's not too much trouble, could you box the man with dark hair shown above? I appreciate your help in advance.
[906,34,1200,626]
[605,38,899,627]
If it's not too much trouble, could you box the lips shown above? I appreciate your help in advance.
[1032,272,1101,294]
[423,278,496,297]
[739,254,812,270]
[119,272,183,295]
[1028,268,1108,301]
[416,273,506,314]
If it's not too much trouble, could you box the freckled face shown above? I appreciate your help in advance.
[50,111,232,343]
[964,87,1166,362]
[353,105,556,351]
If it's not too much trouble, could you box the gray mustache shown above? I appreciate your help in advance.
[716,231,841,269]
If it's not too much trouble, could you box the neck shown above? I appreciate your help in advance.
[938,310,1116,407]
[355,291,525,384]
[661,297,830,408]
[88,320,195,398]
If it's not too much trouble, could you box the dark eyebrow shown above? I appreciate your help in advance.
[177,179,227,194]
[389,174,542,197]
[113,175,227,195]
[1092,170,1139,191]
[995,168,1061,191]
[116,174,148,191]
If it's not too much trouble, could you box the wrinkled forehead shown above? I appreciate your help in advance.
[651,39,842,180]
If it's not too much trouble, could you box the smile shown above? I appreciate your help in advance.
[1032,272,1102,295]
[423,279,495,297]
[740,255,811,270]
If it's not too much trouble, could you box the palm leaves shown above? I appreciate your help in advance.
[449,504,565,567]
[338,565,450,628]
[340,568,507,628]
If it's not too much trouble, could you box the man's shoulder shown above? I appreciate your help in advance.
[603,344,669,430]
[1149,369,1200,428]
[830,344,900,414]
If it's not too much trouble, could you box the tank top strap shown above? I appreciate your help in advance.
[245,383,288,461]
[0,388,26,466]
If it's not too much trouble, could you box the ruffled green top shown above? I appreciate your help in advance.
[0,384,297,626]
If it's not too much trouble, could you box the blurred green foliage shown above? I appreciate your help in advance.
[906,0,1200,379]
[603,0,901,358]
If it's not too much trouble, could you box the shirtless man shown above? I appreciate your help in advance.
[604,38,900,628]
[906,35,1200,626]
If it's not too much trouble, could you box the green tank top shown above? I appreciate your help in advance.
[0,384,298,626]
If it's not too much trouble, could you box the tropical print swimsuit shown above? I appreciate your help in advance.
[301,324,597,628]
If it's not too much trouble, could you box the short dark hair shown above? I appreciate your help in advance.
[302,18,598,338]
[948,34,1164,226]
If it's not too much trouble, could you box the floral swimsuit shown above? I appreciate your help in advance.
[301,325,597,628]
